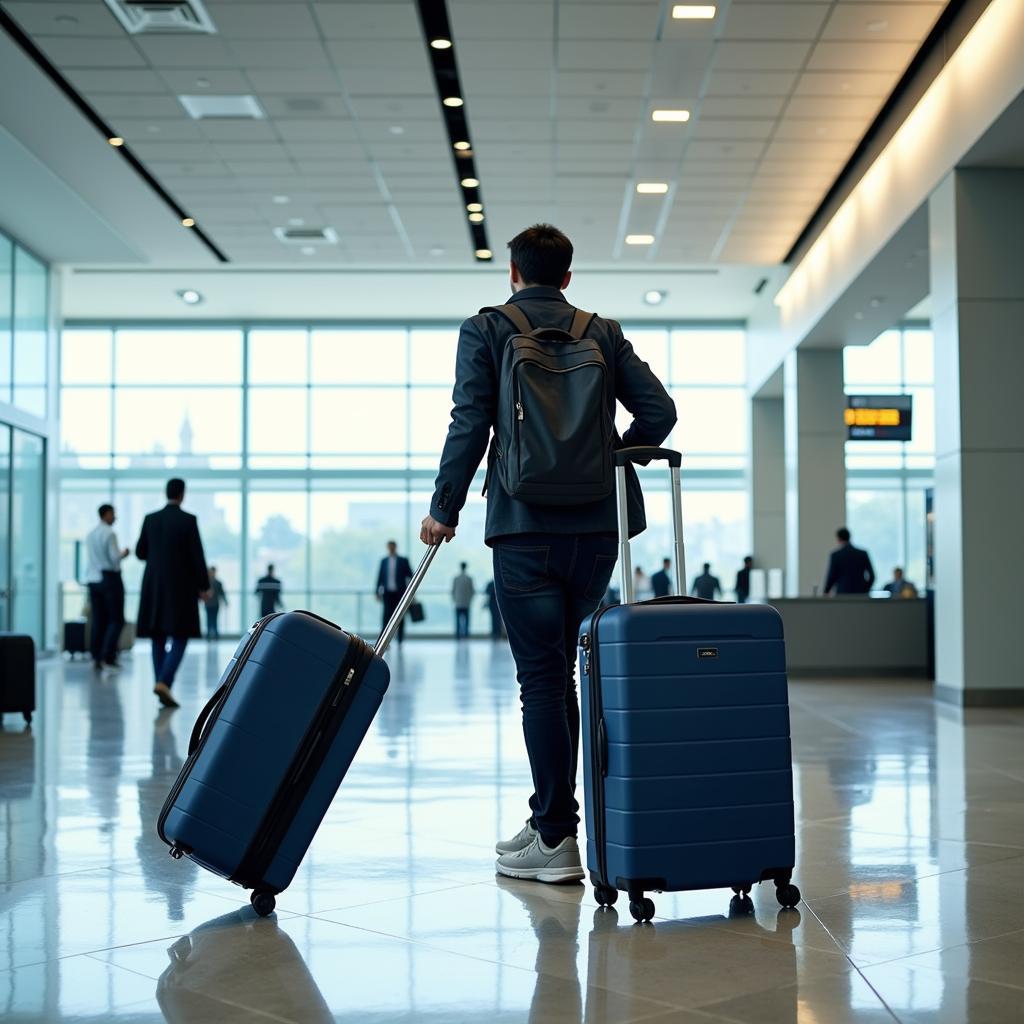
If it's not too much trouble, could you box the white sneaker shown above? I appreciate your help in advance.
[495,820,539,856]
[495,835,585,884]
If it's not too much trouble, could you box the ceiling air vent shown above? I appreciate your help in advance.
[273,227,339,246]
[179,95,265,120]
[103,0,217,35]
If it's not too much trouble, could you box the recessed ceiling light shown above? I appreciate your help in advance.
[431,38,453,50]
[672,5,716,19]
[867,19,888,33]
[460,177,479,188]
[625,234,655,245]
[107,136,124,147]
[475,248,492,259]
[466,202,483,213]
[300,246,316,256]
[288,217,305,227]
[652,109,690,123]
[869,296,883,308]
[181,217,195,228]
[389,125,405,135]
[636,182,669,194]
[853,311,864,320]
[644,289,667,305]
[429,246,445,257]
[468,212,484,223]
[272,195,290,204]
[453,141,471,151]
[176,289,202,305]
[195,77,211,89]
[443,96,464,108]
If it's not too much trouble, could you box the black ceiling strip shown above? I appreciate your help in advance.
[0,8,228,264]
[413,0,492,262]
[783,0,980,267]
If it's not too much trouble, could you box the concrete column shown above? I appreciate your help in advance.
[751,395,786,575]
[929,168,1024,706]
[783,348,846,596]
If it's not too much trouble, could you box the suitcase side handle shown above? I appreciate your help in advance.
[615,448,686,602]
[189,683,226,755]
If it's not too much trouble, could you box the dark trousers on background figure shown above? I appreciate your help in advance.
[455,607,470,638]
[381,591,404,643]
[492,532,617,848]
[205,604,220,639]
[152,635,188,687]
[90,571,125,666]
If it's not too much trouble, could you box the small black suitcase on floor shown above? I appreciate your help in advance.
[64,619,87,658]
[0,633,36,725]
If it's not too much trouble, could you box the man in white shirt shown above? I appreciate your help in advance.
[85,503,129,671]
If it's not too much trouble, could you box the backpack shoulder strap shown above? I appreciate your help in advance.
[568,307,596,340]
[479,303,533,336]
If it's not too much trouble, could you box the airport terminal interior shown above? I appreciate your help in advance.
[1,0,1022,1021]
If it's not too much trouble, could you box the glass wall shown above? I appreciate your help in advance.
[844,326,934,588]
[0,229,49,418]
[59,324,750,634]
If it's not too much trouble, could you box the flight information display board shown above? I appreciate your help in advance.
[845,394,913,441]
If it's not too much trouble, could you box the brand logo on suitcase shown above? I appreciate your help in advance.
[697,647,719,659]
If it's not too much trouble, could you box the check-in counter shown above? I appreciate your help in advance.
[765,597,929,677]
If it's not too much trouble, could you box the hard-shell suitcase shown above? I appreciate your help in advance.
[579,448,800,923]
[158,545,438,916]
[64,619,87,658]
[0,633,35,725]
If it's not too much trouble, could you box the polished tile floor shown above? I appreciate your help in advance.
[2,640,1024,1022]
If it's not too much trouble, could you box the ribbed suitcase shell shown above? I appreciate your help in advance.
[159,612,389,895]
[580,601,795,894]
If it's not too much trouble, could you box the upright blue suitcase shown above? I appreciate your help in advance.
[579,448,800,923]
[157,547,437,916]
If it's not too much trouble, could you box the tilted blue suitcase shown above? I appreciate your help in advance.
[579,448,800,923]
[157,548,437,916]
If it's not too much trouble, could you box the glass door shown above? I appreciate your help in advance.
[0,424,9,629]
[10,429,45,645]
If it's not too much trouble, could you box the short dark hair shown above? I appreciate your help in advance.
[460,562,467,570]
[703,562,711,572]
[166,478,185,501]
[267,563,275,573]
[507,223,573,287]
[663,558,671,567]
[744,555,753,565]
[837,527,851,543]
[98,503,114,518]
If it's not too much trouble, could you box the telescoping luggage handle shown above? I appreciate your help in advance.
[614,446,686,604]
[375,542,441,657]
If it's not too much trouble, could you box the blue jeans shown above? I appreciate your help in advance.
[455,608,470,638]
[152,635,188,687]
[492,532,618,845]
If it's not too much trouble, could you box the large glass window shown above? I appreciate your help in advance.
[0,232,49,419]
[60,323,751,631]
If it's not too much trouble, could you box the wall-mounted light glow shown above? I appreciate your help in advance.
[466,202,483,213]
[453,141,471,151]
[636,182,669,194]
[176,289,202,305]
[181,217,195,228]
[468,212,484,223]
[460,177,479,188]
[672,4,716,18]
[652,109,690,123]
[108,137,124,147]
[443,96,464,108]
[475,248,493,259]
[644,289,667,305]
[625,234,655,245]
[430,38,452,49]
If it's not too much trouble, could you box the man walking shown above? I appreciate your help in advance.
[376,541,413,644]
[735,555,753,603]
[136,478,210,709]
[691,562,722,601]
[650,558,672,598]
[452,562,475,638]
[824,527,876,595]
[419,223,675,884]
[203,566,228,638]
[84,503,129,672]
[255,564,283,618]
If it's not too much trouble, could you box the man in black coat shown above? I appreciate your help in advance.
[136,478,210,708]
[651,558,672,597]
[376,540,413,644]
[735,555,753,603]
[824,527,876,596]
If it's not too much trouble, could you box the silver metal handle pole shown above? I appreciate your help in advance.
[615,465,634,603]
[670,466,686,596]
[375,543,440,656]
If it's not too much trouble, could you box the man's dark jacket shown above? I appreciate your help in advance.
[429,286,677,543]
[651,569,671,597]
[135,504,209,638]
[377,555,413,594]
[824,544,876,595]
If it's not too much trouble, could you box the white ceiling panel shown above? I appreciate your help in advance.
[706,71,800,96]
[343,69,436,96]
[806,41,918,74]
[792,71,897,96]
[1,2,122,37]
[558,41,651,71]
[325,39,429,71]
[91,94,185,118]
[132,36,237,68]
[455,39,554,70]
[198,121,281,142]
[557,71,649,98]
[158,69,252,94]
[692,120,777,141]
[34,35,145,68]
[68,68,168,94]
[701,96,787,119]
[313,2,423,40]
[715,42,812,72]
[822,3,944,43]
[258,95,353,119]
[206,2,321,40]
[228,40,327,69]
[723,3,830,41]
[245,69,342,94]
[558,3,661,41]
[774,118,866,142]
[786,94,884,119]
[451,2,554,40]
[461,68,552,98]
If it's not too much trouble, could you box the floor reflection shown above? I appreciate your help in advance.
[0,645,1022,1022]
